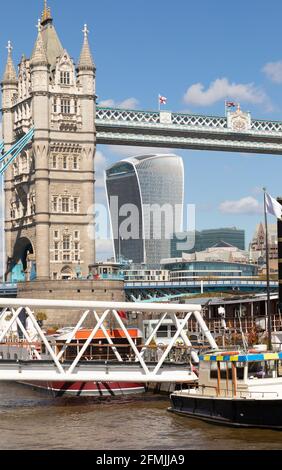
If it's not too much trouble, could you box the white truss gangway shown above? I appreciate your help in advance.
[0,299,218,383]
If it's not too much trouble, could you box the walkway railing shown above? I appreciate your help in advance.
[96,107,282,154]
[0,299,218,383]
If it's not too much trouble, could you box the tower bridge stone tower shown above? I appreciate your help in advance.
[1,3,96,282]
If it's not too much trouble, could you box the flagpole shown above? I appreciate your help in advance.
[263,187,272,350]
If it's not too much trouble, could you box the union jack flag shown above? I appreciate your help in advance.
[225,101,237,108]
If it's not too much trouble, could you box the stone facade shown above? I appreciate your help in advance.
[1,5,96,282]
[17,280,125,327]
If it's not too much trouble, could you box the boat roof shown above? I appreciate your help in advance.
[199,352,282,362]
[75,328,142,340]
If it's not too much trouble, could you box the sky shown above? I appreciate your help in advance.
[1,0,282,261]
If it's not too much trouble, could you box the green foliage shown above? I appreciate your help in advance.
[36,311,48,322]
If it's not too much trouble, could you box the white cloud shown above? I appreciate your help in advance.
[183,77,271,109]
[98,97,139,109]
[263,61,282,84]
[219,196,262,215]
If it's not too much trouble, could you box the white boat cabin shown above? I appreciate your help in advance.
[195,351,282,399]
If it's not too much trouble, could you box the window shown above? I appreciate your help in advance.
[74,100,78,114]
[60,71,70,85]
[61,99,71,114]
[156,325,168,338]
[52,155,57,169]
[53,273,58,280]
[73,156,78,170]
[73,198,79,213]
[74,231,79,239]
[210,362,245,381]
[54,231,59,239]
[63,156,68,170]
[62,197,70,213]
[52,197,58,212]
[63,236,70,251]
[54,242,59,250]
[74,242,79,251]
[63,254,70,261]
[248,361,276,379]
[53,99,57,113]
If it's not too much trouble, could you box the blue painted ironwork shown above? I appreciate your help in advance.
[0,128,34,175]
[0,142,4,155]
[133,292,194,303]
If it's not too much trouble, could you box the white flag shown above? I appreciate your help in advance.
[265,192,282,219]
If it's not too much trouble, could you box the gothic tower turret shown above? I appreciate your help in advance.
[30,20,50,280]
[76,24,96,271]
[1,2,97,282]
[1,42,18,278]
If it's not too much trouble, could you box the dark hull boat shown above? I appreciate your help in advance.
[169,393,282,429]
[169,350,282,429]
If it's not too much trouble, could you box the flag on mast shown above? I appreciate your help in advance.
[159,94,167,105]
[225,101,237,108]
[265,192,282,219]
[117,311,128,320]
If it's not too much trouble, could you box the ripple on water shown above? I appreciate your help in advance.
[1,383,282,449]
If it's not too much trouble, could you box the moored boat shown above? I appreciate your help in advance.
[169,349,282,429]
[0,327,145,397]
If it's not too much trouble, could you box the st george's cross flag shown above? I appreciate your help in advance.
[159,95,167,105]
[265,192,282,219]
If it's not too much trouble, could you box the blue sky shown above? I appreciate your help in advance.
[1,0,282,260]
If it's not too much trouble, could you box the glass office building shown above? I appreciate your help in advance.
[105,154,184,264]
[171,227,245,257]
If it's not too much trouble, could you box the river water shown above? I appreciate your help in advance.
[1,382,282,450]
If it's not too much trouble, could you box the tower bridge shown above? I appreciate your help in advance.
[1,1,282,285]
[96,106,282,154]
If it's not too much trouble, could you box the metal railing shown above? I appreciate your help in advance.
[176,384,280,399]
[0,298,218,383]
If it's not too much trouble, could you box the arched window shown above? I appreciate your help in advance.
[61,267,73,280]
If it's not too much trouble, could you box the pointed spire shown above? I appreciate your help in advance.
[78,24,96,71]
[30,19,48,67]
[41,0,53,26]
[2,41,17,84]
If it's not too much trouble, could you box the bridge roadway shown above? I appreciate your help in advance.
[96,107,282,154]
[124,279,278,299]
[0,279,277,300]
[0,359,195,383]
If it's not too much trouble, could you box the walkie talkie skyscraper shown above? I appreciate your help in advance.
[105,154,184,265]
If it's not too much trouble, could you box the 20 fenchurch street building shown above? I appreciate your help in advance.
[105,154,184,264]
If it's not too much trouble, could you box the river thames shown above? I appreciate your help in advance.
[0,382,282,450]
